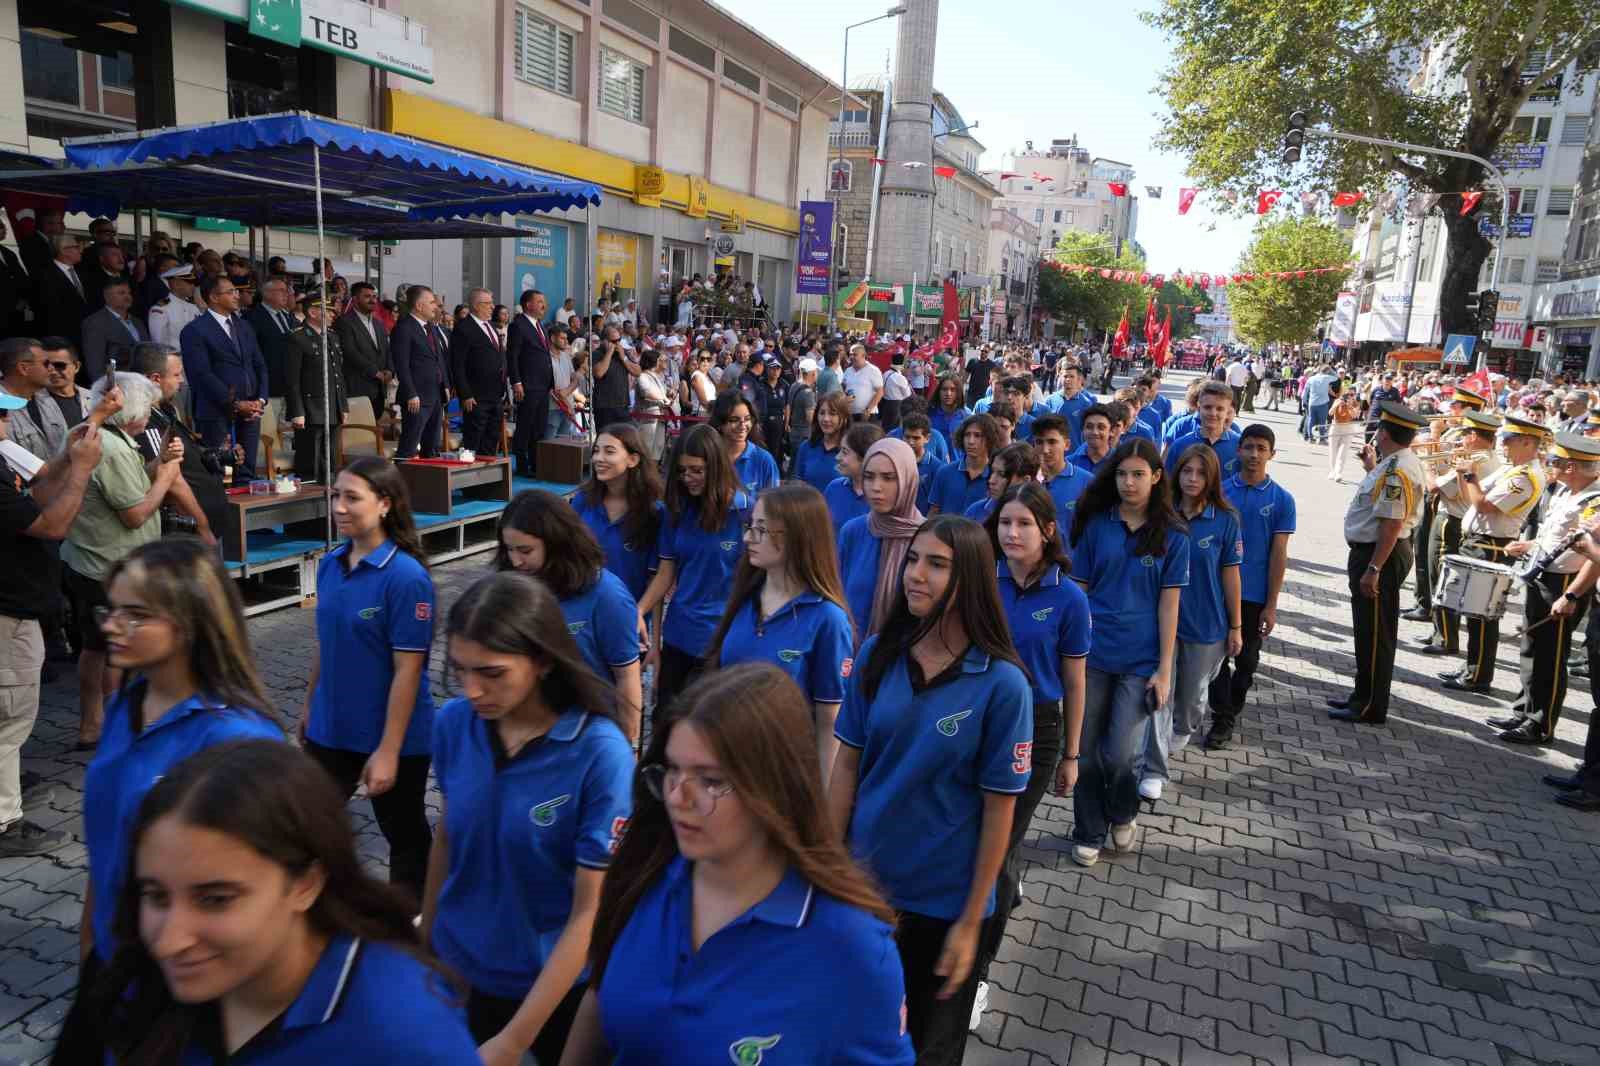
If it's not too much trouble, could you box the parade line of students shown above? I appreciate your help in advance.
[53,363,1301,1065]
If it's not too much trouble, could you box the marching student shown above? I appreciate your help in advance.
[572,423,665,604]
[1206,424,1295,749]
[1163,381,1240,478]
[837,438,925,637]
[792,391,852,493]
[637,424,754,719]
[1067,404,1118,476]
[711,390,780,497]
[1067,439,1189,867]
[988,401,1018,451]
[559,665,914,1066]
[1142,445,1241,798]
[1047,362,1095,443]
[300,457,436,902]
[495,490,643,743]
[95,741,481,1064]
[964,442,1039,523]
[927,414,998,517]
[824,422,885,533]
[423,573,634,1066]
[929,374,971,455]
[828,516,1032,1063]
[1031,414,1091,520]
[899,412,947,514]
[891,397,951,464]
[707,483,854,776]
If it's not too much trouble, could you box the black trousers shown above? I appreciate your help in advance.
[1208,599,1266,731]
[977,699,1061,977]
[654,643,707,730]
[1580,607,1600,795]
[593,405,630,434]
[1458,537,1511,685]
[465,982,586,1065]
[293,425,336,483]
[461,398,504,454]
[1510,572,1587,740]
[895,911,984,1065]
[1347,537,1413,723]
[303,739,432,903]
[878,398,903,431]
[511,388,552,464]
[1412,496,1437,610]
[1427,512,1464,650]
[50,952,104,1065]
[397,398,443,459]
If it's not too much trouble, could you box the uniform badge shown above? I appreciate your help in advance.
[529,794,571,827]
[1031,606,1055,622]
[937,710,973,736]
[777,649,803,663]
[1383,482,1401,501]
[840,657,853,678]
[415,602,432,621]
[567,620,587,635]
[729,1035,782,1065]
[358,606,380,620]
[1197,535,1214,549]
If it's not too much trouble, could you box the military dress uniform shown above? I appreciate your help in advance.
[1425,411,1502,653]
[1408,387,1489,621]
[284,303,348,484]
[1332,402,1426,725]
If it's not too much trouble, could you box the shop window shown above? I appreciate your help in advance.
[101,52,135,93]
[21,31,79,107]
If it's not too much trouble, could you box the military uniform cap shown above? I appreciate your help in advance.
[1502,412,1553,439]
[1376,401,1426,431]
[1462,410,1503,432]
[1551,433,1600,461]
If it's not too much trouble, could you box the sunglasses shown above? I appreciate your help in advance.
[46,361,72,372]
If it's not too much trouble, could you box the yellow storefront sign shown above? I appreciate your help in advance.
[635,164,665,208]
[686,176,709,220]
[596,231,639,299]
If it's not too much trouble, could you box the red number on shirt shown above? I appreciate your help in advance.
[608,816,629,854]
[1013,741,1033,774]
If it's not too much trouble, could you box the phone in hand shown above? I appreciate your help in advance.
[1144,686,1161,714]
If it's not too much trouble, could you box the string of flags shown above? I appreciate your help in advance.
[1041,260,1354,290]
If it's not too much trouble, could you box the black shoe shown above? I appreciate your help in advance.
[19,771,53,808]
[1544,773,1583,791]
[1500,722,1550,746]
[1325,695,1350,709]
[1436,669,1467,683]
[0,819,69,857]
[44,631,76,663]
[1441,676,1492,694]
[1414,641,1456,656]
[1329,707,1386,725]
[1488,715,1528,731]
[1203,727,1234,750]
[1555,791,1600,812]
[1402,607,1433,622]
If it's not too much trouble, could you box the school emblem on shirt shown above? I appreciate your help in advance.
[720,539,738,551]
[358,606,380,620]
[567,620,587,635]
[529,794,571,827]
[778,649,803,663]
[1140,555,1156,568]
[1259,504,1274,517]
[1031,607,1055,622]
[1196,535,1214,550]
[936,710,973,736]
[729,1035,782,1065]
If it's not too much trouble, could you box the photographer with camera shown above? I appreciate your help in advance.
[129,343,228,545]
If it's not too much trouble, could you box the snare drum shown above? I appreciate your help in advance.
[1437,554,1514,620]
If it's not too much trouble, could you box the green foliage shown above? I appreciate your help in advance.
[1158,278,1213,339]
[1035,232,1147,337]
[1228,218,1353,346]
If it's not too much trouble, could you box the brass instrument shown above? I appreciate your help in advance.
[1422,447,1492,476]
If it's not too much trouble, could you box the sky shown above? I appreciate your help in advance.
[718,0,1262,275]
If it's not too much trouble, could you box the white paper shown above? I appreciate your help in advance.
[0,439,44,482]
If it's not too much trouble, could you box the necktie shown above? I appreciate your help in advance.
[67,268,83,298]
[272,310,287,334]
[121,315,140,342]
[222,317,233,343]
[482,319,501,351]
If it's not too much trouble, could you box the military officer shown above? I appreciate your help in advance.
[1329,401,1426,726]
[284,295,348,484]
[1406,386,1489,622]
[1418,408,1502,657]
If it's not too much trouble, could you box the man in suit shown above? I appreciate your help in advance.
[79,278,150,382]
[284,296,348,484]
[392,284,450,459]
[179,275,269,485]
[450,287,506,455]
[37,236,88,349]
[246,277,296,400]
[336,281,390,416]
[507,289,554,475]
[76,243,130,314]
[0,219,32,336]
[16,209,62,296]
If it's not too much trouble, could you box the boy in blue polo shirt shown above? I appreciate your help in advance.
[1031,414,1090,519]
[1048,363,1096,444]
[1164,380,1241,478]
[898,413,946,514]
[1205,423,1295,749]
[1066,404,1118,476]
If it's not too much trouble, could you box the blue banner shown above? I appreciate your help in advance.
[795,200,833,296]
[1509,214,1535,237]
[513,219,569,318]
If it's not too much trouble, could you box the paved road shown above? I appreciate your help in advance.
[3,373,1599,1065]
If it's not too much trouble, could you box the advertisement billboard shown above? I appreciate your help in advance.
[794,200,833,296]
[513,219,569,313]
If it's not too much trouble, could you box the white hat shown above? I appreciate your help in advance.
[798,357,819,374]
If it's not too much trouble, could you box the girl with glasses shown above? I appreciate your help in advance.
[422,573,633,1066]
[572,423,665,605]
[560,664,914,1066]
[706,484,855,778]
[827,516,1031,1064]
[824,421,884,534]
[792,391,853,494]
[711,391,779,497]
[837,438,925,639]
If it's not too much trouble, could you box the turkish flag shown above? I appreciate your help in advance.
[1460,191,1484,216]
[870,157,888,166]
[1257,190,1284,214]
[1143,295,1158,344]
[998,171,1022,180]
[1177,187,1197,215]
[1332,192,1364,207]
[1107,182,1128,197]
[3,191,68,242]
[933,165,957,178]
[1112,307,1131,357]
[1100,268,1113,279]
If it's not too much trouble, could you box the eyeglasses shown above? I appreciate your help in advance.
[46,361,72,372]
[741,521,780,542]
[93,605,161,631]
[639,764,734,815]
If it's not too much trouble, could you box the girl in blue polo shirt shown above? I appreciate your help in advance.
[561,663,914,1066]
[1139,445,1242,801]
[927,413,998,516]
[638,424,753,722]
[96,741,480,1065]
[711,390,779,496]
[929,375,970,455]
[301,457,436,901]
[495,490,643,743]
[424,573,634,1066]
[708,483,855,777]
[1067,438,1189,868]
[59,537,283,1065]
[792,391,852,492]
[572,423,665,604]
[837,438,925,638]
[830,516,1032,1063]
[824,421,884,533]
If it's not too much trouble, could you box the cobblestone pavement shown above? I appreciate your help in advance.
[4,373,1600,1065]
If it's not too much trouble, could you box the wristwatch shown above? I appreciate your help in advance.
[1366,564,1380,574]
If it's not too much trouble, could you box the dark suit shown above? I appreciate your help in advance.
[179,311,270,484]
[246,304,296,397]
[450,316,506,454]
[392,315,450,458]
[17,232,51,301]
[334,311,390,414]
[507,313,555,469]
[0,244,28,336]
[76,265,130,314]
[79,307,150,382]
[37,261,89,347]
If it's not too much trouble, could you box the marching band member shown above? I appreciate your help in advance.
[1415,408,1499,655]
[1405,386,1488,624]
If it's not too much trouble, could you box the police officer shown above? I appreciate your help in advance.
[285,294,348,484]
[1329,401,1426,726]
[1417,409,1501,657]
[1405,386,1488,622]
[1489,433,1600,745]
[1438,412,1546,692]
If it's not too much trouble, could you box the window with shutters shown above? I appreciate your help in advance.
[598,46,645,123]
[1548,187,1574,215]
[1508,187,1539,215]
[1560,115,1591,146]
[1510,116,1553,143]
[513,8,575,96]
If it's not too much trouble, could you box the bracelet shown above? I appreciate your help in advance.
[1230,624,1242,629]
[1062,754,1080,761]
[1366,564,1380,573]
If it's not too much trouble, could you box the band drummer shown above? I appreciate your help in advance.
[1407,386,1488,624]
[1418,408,1501,658]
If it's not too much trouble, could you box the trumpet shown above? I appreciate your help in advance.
[1422,448,1492,475]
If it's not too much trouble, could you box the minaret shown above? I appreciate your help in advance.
[873,0,938,284]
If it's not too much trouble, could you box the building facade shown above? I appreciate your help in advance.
[981,137,1139,258]
[986,206,1037,338]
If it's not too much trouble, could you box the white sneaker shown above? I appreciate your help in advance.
[1070,844,1101,867]
[1111,819,1138,852]
[969,980,990,1031]
[1139,778,1165,802]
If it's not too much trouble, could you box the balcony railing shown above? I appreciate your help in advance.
[827,129,876,148]
[1560,256,1600,281]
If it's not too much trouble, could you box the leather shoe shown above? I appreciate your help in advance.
[1487,715,1527,731]
[1555,791,1600,812]
[1500,722,1550,746]
[1544,773,1583,791]
[1325,695,1349,709]
[1436,669,1466,683]
[1401,606,1432,622]
[1328,707,1385,725]
[1203,728,1233,751]
[1441,676,1491,694]
[1413,641,1455,655]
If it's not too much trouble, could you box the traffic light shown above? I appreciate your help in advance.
[1282,111,1308,165]
[1475,290,1499,336]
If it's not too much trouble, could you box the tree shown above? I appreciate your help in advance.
[1035,231,1146,340]
[1157,278,1213,340]
[1145,0,1599,336]
[1228,218,1353,346]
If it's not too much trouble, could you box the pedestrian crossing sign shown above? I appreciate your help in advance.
[1442,334,1476,366]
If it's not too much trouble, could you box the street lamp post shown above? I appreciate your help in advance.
[829,5,906,330]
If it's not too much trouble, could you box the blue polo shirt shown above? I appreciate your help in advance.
[1070,513,1190,677]
[718,590,854,703]
[792,440,841,494]
[1162,412,1198,444]
[574,494,664,602]
[1123,417,1158,444]
[914,451,945,514]
[996,563,1091,705]
[308,541,435,756]
[836,640,1032,919]
[1177,505,1243,645]
[733,441,780,496]
[86,683,282,959]
[1067,444,1112,476]
[1150,393,1173,424]
[561,569,641,680]
[929,406,971,453]
[1137,405,1163,437]
[179,935,480,1064]
[657,493,753,656]
[964,497,997,523]
[890,424,952,463]
[837,515,884,638]
[1012,412,1036,442]
[1165,429,1242,479]
[1053,391,1096,445]
[1043,465,1090,519]
[928,461,989,516]
[597,856,914,1065]
[824,476,869,532]
[1223,473,1297,604]
[431,702,633,999]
